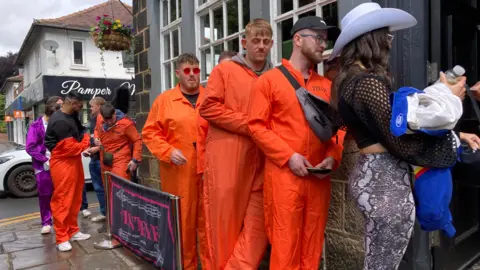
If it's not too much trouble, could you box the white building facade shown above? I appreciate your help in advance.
[6,1,135,144]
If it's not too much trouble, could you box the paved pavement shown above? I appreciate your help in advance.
[0,207,156,270]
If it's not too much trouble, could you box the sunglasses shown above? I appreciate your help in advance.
[183,67,200,75]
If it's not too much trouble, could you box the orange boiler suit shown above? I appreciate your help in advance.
[196,90,208,176]
[95,110,142,180]
[199,59,270,269]
[142,85,209,270]
[247,59,346,269]
[45,111,91,245]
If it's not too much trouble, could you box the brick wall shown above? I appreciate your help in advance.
[132,0,160,190]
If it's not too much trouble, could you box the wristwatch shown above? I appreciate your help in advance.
[132,158,140,164]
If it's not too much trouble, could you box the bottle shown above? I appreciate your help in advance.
[436,65,466,84]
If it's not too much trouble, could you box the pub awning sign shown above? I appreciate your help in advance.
[42,76,135,101]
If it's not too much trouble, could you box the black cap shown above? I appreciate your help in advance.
[291,16,340,41]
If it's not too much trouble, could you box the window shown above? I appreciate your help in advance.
[160,0,182,91]
[195,0,250,82]
[271,0,338,74]
[71,39,86,67]
[82,101,89,125]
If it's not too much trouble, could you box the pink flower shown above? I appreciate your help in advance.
[96,16,101,21]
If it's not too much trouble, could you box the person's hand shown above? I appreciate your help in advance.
[82,149,91,157]
[170,149,187,165]
[460,132,480,151]
[127,160,138,172]
[470,81,480,101]
[440,72,466,100]
[472,81,480,91]
[312,157,335,179]
[89,146,100,154]
[288,153,312,177]
[94,138,102,146]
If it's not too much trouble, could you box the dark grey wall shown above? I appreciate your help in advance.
[374,0,430,90]
[250,0,270,21]
[338,0,371,19]
[181,0,196,54]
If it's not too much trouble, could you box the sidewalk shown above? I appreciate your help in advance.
[0,207,155,270]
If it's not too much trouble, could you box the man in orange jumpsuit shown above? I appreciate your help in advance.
[44,92,91,252]
[248,16,345,269]
[198,18,273,269]
[93,103,142,180]
[142,53,209,270]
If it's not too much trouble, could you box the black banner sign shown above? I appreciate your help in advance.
[110,175,178,269]
[42,75,135,101]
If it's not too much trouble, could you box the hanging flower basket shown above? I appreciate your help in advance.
[90,14,134,52]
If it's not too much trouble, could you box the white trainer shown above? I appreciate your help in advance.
[40,225,52,235]
[70,232,91,241]
[81,209,92,218]
[57,241,72,252]
[91,215,106,222]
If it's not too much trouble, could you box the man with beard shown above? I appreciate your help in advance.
[247,17,346,269]
[198,18,273,269]
[44,92,91,252]
[142,53,208,270]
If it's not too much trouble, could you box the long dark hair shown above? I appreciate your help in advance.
[331,27,392,109]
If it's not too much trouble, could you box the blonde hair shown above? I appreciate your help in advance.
[245,18,272,38]
[89,97,106,106]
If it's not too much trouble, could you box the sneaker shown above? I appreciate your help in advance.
[57,241,72,252]
[91,215,106,222]
[81,209,92,218]
[40,225,52,235]
[70,232,91,241]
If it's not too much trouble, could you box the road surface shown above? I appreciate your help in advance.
[0,189,99,220]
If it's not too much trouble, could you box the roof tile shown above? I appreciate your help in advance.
[36,0,132,30]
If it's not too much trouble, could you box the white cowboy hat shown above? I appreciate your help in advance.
[328,3,417,61]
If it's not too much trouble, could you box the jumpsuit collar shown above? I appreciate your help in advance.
[172,84,203,108]
[281,59,314,87]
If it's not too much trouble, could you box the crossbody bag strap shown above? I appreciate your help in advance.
[277,65,302,90]
[465,84,480,132]
[100,142,129,154]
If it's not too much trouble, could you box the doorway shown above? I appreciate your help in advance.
[430,0,480,269]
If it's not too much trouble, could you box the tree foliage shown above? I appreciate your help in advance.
[0,52,18,134]
[0,52,18,88]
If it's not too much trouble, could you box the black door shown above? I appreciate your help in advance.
[430,0,480,269]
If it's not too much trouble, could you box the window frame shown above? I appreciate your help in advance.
[160,0,183,91]
[70,38,87,69]
[195,0,246,83]
[271,0,338,75]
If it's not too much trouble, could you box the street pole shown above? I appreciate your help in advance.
[94,172,122,250]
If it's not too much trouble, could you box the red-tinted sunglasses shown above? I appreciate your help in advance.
[183,67,200,75]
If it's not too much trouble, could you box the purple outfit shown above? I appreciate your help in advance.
[26,117,53,226]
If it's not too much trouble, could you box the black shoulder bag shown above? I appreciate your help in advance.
[277,65,339,142]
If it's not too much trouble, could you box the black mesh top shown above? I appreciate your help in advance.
[338,73,458,168]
